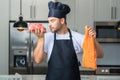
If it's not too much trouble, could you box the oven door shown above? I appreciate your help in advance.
[95,22,120,42]
[96,27,118,38]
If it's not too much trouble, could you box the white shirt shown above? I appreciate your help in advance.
[44,30,85,63]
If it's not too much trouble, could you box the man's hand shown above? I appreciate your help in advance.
[85,25,96,38]
[28,23,46,38]
[85,25,104,58]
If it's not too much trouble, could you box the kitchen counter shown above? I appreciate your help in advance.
[79,67,96,75]
[17,66,96,75]
[0,75,97,80]
[1,75,120,80]
[22,75,46,80]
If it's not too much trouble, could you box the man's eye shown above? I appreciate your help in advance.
[51,20,55,23]
[52,19,57,22]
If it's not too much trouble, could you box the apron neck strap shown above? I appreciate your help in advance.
[54,28,72,40]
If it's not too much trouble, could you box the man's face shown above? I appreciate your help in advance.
[48,17,62,33]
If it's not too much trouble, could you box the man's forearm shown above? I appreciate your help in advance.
[34,38,46,63]
[95,39,104,58]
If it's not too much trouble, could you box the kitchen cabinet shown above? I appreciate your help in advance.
[10,0,55,21]
[95,0,120,22]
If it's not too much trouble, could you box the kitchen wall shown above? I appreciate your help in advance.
[0,0,9,74]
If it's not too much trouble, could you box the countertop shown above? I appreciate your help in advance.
[0,75,96,80]
[0,75,120,80]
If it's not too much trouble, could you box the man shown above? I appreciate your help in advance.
[32,1,104,80]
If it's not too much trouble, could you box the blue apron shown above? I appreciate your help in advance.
[46,29,81,80]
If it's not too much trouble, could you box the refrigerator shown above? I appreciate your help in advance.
[9,21,49,74]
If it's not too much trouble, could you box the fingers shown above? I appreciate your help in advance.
[32,27,44,38]
[28,23,46,36]
[85,25,96,38]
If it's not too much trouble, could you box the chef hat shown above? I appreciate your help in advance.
[48,1,70,18]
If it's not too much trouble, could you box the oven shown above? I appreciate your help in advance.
[95,38,120,75]
[94,22,120,42]
[96,66,120,75]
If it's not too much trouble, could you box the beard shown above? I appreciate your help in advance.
[50,28,59,33]
[50,25,62,33]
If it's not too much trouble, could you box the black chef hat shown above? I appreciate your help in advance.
[48,1,70,18]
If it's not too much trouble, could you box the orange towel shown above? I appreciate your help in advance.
[82,26,97,70]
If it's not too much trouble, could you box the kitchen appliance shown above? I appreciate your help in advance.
[9,21,49,74]
[94,22,120,75]
[95,40,120,75]
[95,22,120,42]
[115,21,120,30]
[96,66,120,75]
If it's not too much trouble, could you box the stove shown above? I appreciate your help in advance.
[96,65,120,75]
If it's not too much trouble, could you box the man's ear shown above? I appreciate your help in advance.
[60,18,65,24]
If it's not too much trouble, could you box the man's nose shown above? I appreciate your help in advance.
[48,22,51,26]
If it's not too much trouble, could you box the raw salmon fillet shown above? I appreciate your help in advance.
[82,26,97,70]
[28,23,46,33]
